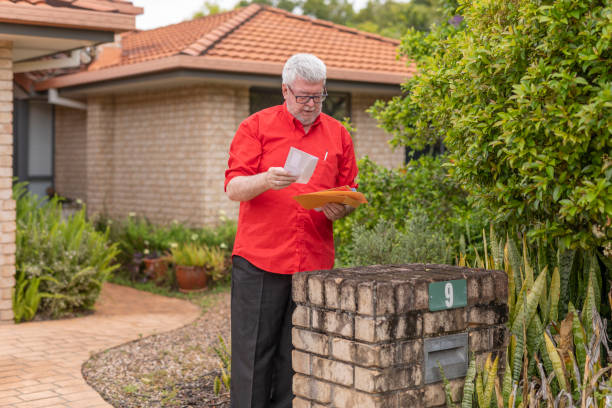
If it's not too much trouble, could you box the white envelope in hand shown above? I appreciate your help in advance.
[284,147,319,184]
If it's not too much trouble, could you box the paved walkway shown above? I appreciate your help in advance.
[0,283,201,408]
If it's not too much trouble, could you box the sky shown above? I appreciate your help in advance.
[131,0,368,31]
[132,0,237,30]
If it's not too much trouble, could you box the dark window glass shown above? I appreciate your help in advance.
[249,87,351,122]
[13,99,55,198]
[249,88,282,116]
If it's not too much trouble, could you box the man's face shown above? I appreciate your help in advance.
[282,77,325,127]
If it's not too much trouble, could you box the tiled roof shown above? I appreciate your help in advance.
[1,0,141,15]
[112,8,244,67]
[206,7,407,74]
[90,4,412,76]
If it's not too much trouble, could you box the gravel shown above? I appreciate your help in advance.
[82,291,231,408]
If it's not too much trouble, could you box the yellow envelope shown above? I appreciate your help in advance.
[293,188,367,210]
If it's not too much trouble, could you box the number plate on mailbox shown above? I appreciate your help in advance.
[429,279,467,311]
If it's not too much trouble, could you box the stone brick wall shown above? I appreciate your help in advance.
[55,106,87,201]
[292,264,508,407]
[352,94,404,169]
[0,41,14,324]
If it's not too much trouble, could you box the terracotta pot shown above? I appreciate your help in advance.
[143,258,168,281]
[175,265,208,293]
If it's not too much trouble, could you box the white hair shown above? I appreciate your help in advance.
[282,54,327,85]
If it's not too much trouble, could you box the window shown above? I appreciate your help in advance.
[13,99,55,198]
[249,87,351,121]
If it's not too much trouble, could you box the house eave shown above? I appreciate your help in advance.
[35,55,413,92]
[53,69,403,99]
[0,23,115,63]
[0,3,140,33]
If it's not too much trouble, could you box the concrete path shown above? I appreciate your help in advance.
[0,283,201,408]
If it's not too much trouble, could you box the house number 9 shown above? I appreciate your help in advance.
[429,279,466,311]
[444,282,454,307]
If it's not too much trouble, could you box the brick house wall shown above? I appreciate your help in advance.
[55,107,87,202]
[58,84,247,226]
[85,95,115,220]
[54,86,400,227]
[0,41,14,323]
[352,93,404,169]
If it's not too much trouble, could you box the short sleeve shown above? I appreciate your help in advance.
[336,126,358,189]
[224,116,262,191]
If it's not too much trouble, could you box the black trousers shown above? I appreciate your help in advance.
[230,256,295,408]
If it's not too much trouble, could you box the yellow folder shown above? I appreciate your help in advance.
[293,186,368,210]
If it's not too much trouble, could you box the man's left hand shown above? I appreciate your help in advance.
[322,203,353,221]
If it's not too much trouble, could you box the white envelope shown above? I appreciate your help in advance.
[284,147,319,184]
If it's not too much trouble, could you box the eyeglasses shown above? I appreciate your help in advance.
[287,85,327,104]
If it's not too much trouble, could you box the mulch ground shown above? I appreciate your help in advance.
[82,291,231,408]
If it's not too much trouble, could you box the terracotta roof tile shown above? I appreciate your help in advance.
[6,0,141,14]
[90,8,243,69]
[88,4,411,77]
[182,4,260,56]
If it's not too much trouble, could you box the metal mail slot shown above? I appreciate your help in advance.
[424,333,468,384]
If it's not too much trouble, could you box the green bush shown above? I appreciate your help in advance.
[15,183,119,319]
[371,0,612,249]
[335,156,485,265]
[348,215,452,266]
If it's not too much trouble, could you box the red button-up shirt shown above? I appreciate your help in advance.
[225,104,358,274]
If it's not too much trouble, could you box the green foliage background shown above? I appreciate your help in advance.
[371,0,612,250]
[197,0,445,38]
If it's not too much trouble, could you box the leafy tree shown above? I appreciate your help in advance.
[193,1,225,17]
[351,0,444,38]
[302,0,355,24]
[193,0,444,37]
[371,0,612,249]
[235,0,301,12]
[194,0,301,17]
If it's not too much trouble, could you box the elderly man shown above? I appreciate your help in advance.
[224,53,358,408]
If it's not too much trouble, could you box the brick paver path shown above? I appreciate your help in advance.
[0,283,201,407]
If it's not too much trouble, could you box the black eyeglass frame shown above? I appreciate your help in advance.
[286,84,328,104]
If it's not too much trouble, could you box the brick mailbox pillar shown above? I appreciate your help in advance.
[291,264,508,408]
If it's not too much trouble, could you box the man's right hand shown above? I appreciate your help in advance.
[226,167,298,202]
[265,167,298,190]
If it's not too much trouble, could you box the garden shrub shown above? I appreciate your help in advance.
[15,183,119,319]
[335,155,485,266]
[371,0,612,250]
[348,215,452,266]
[453,229,612,407]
